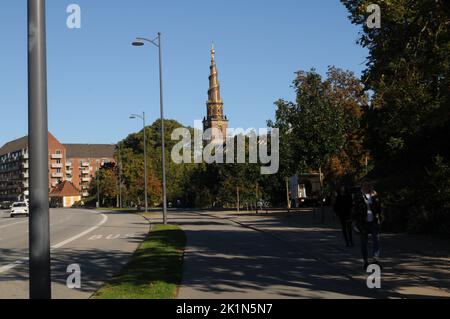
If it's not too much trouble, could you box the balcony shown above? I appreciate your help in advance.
[24,190,29,196]
[52,173,64,178]
[81,162,90,167]
[23,162,29,169]
[81,170,90,175]
[66,170,73,175]
[66,162,72,167]
[82,192,90,197]
[23,153,29,159]
[82,177,91,182]
[51,163,63,169]
[23,172,29,178]
[51,154,63,159]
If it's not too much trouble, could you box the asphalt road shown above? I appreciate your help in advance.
[176,211,387,299]
[0,208,149,299]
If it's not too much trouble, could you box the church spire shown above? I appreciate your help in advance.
[208,43,222,107]
[203,44,229,144]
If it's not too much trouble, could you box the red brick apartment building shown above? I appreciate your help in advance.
[0,132,115,203]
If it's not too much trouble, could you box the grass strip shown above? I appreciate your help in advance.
[93,224,186,299]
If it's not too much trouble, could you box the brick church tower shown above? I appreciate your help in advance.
[203,44,229,144]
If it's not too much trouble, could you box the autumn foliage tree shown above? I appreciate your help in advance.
[269,67,369,192]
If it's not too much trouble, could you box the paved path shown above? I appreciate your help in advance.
[173,211,385,299]
[0,209,149,299]
[168,210,450,299]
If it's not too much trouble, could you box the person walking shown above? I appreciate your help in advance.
[334,186,354,247]
[353,179,383,270]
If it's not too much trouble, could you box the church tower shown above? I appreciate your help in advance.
[203,44,228,144]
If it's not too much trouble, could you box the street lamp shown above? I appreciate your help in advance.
[132,33,168,225]
[28,0,51,299]
[130,112,148,214]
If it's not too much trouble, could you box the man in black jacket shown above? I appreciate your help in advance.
[352,180,382,270]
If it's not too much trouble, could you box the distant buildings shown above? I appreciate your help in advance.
[49,180,82,208]
[0,132,115,203]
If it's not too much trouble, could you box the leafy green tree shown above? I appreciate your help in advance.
[270,68,367,191]
[116,119,196,207]
[342,0,450,233]
[88,165,118,207]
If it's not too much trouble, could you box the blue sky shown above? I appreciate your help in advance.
[0,0,367,146]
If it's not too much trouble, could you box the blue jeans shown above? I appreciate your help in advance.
[361,222,380,262]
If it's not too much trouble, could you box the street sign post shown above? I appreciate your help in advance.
[28,0,51,299]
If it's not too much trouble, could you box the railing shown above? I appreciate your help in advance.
[51,154,63,159]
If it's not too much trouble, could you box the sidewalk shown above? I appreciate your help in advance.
[199,209,450,299]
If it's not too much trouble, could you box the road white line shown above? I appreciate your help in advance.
[0,257,29,274]
[0,212,109,275]
[51,213,108,249]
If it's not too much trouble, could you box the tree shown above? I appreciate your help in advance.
[324,67,370,186]
[88,166,118,207]
[117,119,195,207]
[342,0,450,233]
[269,67,367,192]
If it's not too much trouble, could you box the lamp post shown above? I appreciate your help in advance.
[28,0,51,299]
[130,112,148,213]
[96,173,100,208]
[118,144,123,208]
[132,33,167,224]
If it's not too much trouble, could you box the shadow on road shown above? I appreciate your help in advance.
[173,211,450,299]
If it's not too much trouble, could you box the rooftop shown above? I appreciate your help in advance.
[49,181,81,197]
[0,136,28,157]
[64,144,116,159]
[0,133,116,159]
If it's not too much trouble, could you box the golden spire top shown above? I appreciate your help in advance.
[211,42,216,63]
[207,43,222,108]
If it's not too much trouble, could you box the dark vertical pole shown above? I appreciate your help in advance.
[256,184,259,214]
[28,0,51,299]
[158,33,168,225]
[97,175,100,208]
[118,144,123,208]
[236,186,240,213]
[143,112,148,213]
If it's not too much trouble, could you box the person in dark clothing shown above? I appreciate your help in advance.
[352,180,383,270]
[334,186,354,247]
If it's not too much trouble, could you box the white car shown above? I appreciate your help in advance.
[10,202,29,218]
